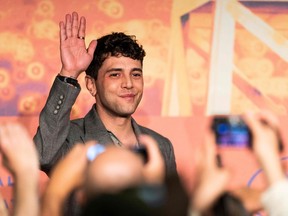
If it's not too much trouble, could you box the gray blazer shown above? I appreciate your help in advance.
[34,77,177,176]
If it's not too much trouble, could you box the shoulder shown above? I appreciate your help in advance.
[69,117,85,135]
[138,125,171,144]
[71,117,85,127]
[137,123,177,175]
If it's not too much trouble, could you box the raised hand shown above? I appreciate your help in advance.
[59,12,97,78]
[0,123,39,177]
[0,123,40,216]
[243,111,285,185]
[192,129,229,212]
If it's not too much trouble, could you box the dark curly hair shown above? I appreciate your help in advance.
[86,32,146,79]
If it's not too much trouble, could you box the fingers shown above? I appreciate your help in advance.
[203,130,218,168]
[258,110,280,130]
[78,16,86,39]
[0,123,10,151]
[0,124,11,168]
[243,110,281,160]
[139,135,162,166]
[0,123,39,176]
[138,135,165,184]
[71,12,79,38]
[243,110,280,138]
[60,12,86,40]
[139,135,154,158]
[0,123,30,156]
[65,13,72,38]
[59,21,66,43]
[242,112,261,136]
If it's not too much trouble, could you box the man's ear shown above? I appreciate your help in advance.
[85,75,97,97]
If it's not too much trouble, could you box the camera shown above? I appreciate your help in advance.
[211,115,252,148]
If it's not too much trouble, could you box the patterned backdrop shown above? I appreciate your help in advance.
[0,0,288,213]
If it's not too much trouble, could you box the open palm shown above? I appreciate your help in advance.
[59,12,96,78]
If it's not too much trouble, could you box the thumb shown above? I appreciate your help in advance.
[87,40,97,56]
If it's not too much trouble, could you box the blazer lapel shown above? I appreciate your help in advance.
[82,105,114,145]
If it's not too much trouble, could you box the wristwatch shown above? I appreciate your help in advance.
[57,74,80,88]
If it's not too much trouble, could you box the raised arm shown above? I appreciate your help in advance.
[243,110,288,216]
[34,12,97,174]
[243,111,285,185]
[0,123,39,216]
[191,128,230,213]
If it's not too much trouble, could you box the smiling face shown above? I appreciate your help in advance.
[94,55,143,117]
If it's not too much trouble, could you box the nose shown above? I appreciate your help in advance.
[121,74,133,88]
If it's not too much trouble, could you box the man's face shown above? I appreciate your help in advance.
[95,56,143,117]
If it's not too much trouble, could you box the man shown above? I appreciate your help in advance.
[33,11,177,176]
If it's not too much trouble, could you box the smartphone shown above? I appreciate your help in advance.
[211,115,252,148]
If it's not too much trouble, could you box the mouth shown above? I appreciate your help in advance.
[119,93,136,100]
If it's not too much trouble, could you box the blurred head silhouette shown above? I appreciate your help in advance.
[84,145,145,198]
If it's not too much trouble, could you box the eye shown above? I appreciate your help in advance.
[109,72,120,77]
[132,72,142,78]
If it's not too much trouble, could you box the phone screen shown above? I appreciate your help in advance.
[211,116,252,148]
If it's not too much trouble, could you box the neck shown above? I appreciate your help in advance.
[96,105,137,147]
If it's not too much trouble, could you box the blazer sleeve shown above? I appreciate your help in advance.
[33,77,80,174]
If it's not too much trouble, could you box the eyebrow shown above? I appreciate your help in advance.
[106,68,143,73]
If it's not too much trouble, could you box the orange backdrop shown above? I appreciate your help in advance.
[0,0,288,212]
